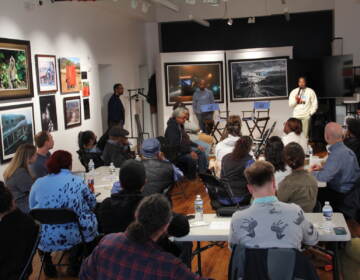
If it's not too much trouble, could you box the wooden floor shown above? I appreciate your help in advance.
[29,178,333,280]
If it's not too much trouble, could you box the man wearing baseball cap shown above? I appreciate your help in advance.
[102,126,133,167]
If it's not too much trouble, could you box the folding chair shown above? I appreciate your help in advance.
[210,110,229,144]
[135,114,150,151]
[242,101,270,139]
[29,208,87,280]
[253,121,277,159]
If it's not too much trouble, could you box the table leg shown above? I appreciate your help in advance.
[332,242,340,280]
[196,241,202,276]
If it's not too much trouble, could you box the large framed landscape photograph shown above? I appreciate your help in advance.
[63,96,81,129]
[0,103,35,162]
[59,57,81,94]
[35,54,58,93]
[229,57,289,101]
[164,61,224,106]
[0,38,33,100]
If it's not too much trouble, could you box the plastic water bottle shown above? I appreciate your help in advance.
[109,162,116,174]
[87,173,94,193]
[135,154,141,161]
[194,195,204,222]
[322,201,333,221]
[308,145,313,157]
[88,159,95,173]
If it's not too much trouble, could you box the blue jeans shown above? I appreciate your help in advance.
[196,112,213,134]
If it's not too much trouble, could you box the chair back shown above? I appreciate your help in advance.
[339,177,360,222]
[30,208,86,243]
[18,224,41,280]
[254,101,270,111]
[228,245,319,280]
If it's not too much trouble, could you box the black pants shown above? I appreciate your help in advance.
[175,154,198,180]
[317,187,346,212]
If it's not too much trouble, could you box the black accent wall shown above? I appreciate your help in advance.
[160,10,333,59]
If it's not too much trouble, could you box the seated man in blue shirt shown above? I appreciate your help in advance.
[311,122,360,210]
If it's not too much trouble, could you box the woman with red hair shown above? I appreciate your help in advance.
[29,150,98,276]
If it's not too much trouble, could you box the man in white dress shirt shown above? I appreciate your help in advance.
[289,77,318,138]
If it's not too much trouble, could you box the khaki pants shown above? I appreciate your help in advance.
[299,116,310,138]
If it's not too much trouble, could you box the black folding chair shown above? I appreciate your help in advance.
[253,121,277,159]
[29,208,87,280]
[18,224,41,280]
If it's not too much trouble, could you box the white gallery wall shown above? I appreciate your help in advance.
[0,0,147,177]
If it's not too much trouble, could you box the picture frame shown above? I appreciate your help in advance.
[0,103,35,162]
[59,57,81,94]
[228,57,289,102]
[164,61,224,106]
[35,54,58,94]
[0,38,34,100]
[82,80,90,97]
[39,95,58,132]
[63,96,81,129]
[83,98,90,120]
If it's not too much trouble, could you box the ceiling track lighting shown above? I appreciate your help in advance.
[223,0,233,26]
[189,14,210,27]
[248,17,255,24]
[284,7,290,21]
[150,0,180,12]
[227,18,233,26]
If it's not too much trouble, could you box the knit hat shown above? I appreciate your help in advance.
[141,138,161,158]
[109,126,129,137]
[119,159,146,191]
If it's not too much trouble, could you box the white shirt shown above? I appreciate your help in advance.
[289,87,318,119]
[215,135,240,163]
[282,132,308,153]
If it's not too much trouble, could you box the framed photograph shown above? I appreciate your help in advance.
[0,38,34,100]
[229,57,289,101]
[39,95,58,132]
[164,61,224,106]
[82,81,90,97]
[0,103,35,162]
[59,57,81,94]
[35,54,58,93]
[83,98,90,120]
[63,96,81,129]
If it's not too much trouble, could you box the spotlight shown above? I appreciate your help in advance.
[284,7,290,21]
[248,17,255,24]
[227,18,233,26]
[189,14,210,27]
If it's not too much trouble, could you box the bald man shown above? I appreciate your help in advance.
[311,122,360,209]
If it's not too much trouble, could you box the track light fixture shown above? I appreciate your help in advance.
[248,17,255,24]
[189,14,210,27]
[227,18,233,26]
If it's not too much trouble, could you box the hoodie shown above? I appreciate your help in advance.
[215,135,240,163]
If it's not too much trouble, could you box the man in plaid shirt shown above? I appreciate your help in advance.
[80,194,207,280]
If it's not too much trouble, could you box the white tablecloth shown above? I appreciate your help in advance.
[86,166,119,202]
[175,213,351,243]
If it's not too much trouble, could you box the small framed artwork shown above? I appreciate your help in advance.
[82,81,90,97]
[39,95,58,132]
[0,38,34,100]
[83,98,90,120]
[0,103,35,162]
[164,61,224,106]
[81,71,88,80]
[63,96,81,129]
[59,57,81,94]
[35,54,58,94]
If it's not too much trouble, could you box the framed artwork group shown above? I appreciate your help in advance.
[0,37,92,162]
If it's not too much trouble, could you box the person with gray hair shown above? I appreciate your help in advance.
[165,107,208,180]
[311,122,360,210]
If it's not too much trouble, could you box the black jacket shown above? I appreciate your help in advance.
[108,94,125,124]
[142,159,175,196]
[77,149,104,172]
[102,141,133,168]
[0,209,38,280]
[221,153,253,203]
[164,118,197,158]
[98,190,189,237]
[344,137,360,165]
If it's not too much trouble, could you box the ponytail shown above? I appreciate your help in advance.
[127,221,149,243]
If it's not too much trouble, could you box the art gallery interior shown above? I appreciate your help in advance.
[1,0,360,279]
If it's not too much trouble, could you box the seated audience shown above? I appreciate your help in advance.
[77,130,104,171]
[30,131,54,179]
[0,182,38,280]
[264,136,291,188]
[344,118,360,165]
[102,126,133,168]
[311,122,360,210]
[220,136,254,206]
[165,107,207,180]
[141,138,182,196]
[3,144,37,213]
[278,143,318,212]
[229,161,319,250]
[81,194,204,280]
[282,118,307,152]
[29,150,98,276]
[99,160,191,266]
[215,115,242,164]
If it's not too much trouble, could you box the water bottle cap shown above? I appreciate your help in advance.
[325,201,330,205]
[196,195,201,199]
